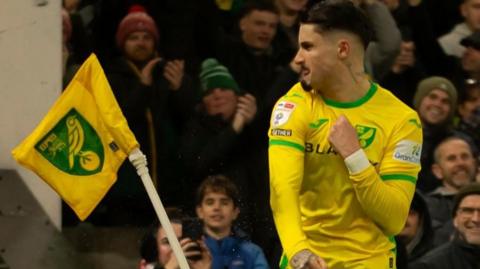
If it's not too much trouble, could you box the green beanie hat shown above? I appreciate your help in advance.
[199,58,240,95]
[413,76,458,122]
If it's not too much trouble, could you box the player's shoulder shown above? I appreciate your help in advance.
[375,84,418,116]
[374,84,422,130]
[276,82,313,105]
[270,83,313,129]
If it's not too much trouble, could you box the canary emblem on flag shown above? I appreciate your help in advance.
[35,108,104,175]
[12,54,139,221]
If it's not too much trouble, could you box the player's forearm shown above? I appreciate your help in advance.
[349,165,415,235]
[269,147,309,258]
[270,187,310,259]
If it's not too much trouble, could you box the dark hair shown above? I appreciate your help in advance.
[301,0,373,49]
[452,182,480,217]
[433,136,475,163]
[139,207,185,262]
[238,1,279,20]
[195,175,240,207]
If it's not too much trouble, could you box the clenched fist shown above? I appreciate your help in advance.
[328,115,361,159]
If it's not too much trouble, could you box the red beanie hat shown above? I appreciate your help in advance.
[115,5,159,49]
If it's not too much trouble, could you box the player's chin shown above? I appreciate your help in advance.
[300,80,312,91]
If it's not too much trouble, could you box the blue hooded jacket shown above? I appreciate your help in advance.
[204,231,269,269]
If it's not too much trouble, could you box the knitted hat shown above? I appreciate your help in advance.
[413,76,458,121]
[115,5,159,49]
[452,182,480,217]
[199,58,241,95]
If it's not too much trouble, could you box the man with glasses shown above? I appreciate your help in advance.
[410,183,480,269]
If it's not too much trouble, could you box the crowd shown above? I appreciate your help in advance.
[60,0,480,268]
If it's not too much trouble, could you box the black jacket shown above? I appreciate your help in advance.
[105,57,196,208]
[410,236,480,269]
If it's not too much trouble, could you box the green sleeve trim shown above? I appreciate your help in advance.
[389,236,397,255]
[380,174,417,183]
[279,254,288,269]
[269,139,305,152]
[323,82,377,108]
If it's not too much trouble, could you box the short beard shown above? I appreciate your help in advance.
[300,80,312,91]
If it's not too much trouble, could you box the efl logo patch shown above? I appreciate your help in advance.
[277,101,296,110]
[393,140,422,164]
[271,101,296,127]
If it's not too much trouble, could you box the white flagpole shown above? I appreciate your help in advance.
[128,148,190,269]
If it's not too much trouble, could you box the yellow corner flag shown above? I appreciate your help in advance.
[12,54,139,221]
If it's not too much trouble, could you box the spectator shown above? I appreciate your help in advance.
[422,0,463,38]
[352,0,402,81]
[92,5,196,225]
[271,0,308,66]
[396,191,435,265]
[455,79,480,150]
[410,183,480,269]
[381,39,426,107]
[195,175,269,269]
[218,1,280,113]
[139,208,212,269]
[438,0,480,58]
[179,59,278,266]
[379,0,427,107]
[62,8,81,86]
[62,0,93,75]
[426,136,477,246]
[413,77,458,193]
[407,4,480,90]
[180,58,257,208]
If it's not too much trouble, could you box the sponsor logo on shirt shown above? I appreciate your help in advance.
[271,128,292,136]
[393,140,422,164]
[305,142,338,155]
[271,101,296,127]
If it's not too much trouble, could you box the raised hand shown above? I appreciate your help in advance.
[140,57,162,86]
[328,115,361,159]
[232,93,257,133]
[187,239,212,269]
[164,59,185,90]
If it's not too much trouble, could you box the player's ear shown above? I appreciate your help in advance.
[337,39,350,60]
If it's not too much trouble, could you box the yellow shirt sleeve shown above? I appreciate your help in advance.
[349,111,422,235]
[268,89,311,259]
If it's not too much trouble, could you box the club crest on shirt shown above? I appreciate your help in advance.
[355,125,376,148]
[393,140,422,164]
[271,101,296,127]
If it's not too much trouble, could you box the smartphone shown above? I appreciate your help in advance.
[182,217,203,241]
[182,217,203,261]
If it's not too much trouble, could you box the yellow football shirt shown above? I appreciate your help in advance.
[268,82,422,269]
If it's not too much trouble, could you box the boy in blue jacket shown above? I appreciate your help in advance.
[195,174,270,269]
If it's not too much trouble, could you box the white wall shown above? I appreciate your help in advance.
[0,0,61,229]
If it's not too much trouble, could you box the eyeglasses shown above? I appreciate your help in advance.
[457,206,480,217]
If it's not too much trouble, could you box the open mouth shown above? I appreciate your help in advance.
[301,68,310,78]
